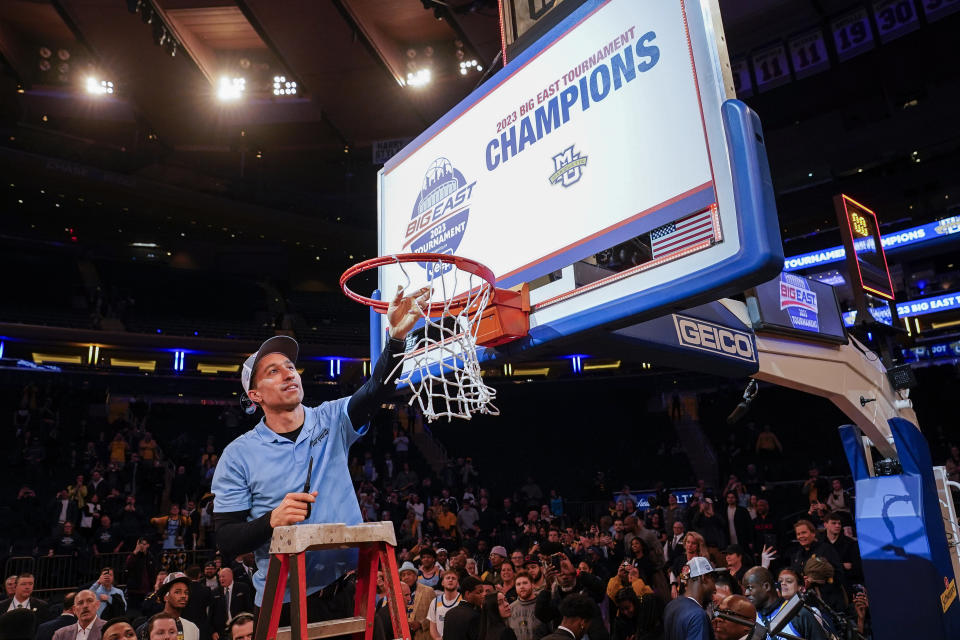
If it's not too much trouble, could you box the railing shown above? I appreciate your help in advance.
[4,549,217,602]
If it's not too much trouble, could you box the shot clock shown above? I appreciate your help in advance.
[835,194,895,301]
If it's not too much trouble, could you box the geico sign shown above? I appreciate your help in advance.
[672,315,757,362]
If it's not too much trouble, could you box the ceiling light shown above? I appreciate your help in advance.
[272,75,297,96]
[85,77,115,95]
[406,68,432,87]
[217,76,245,101]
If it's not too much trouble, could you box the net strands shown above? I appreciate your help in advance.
[389,258,498,421]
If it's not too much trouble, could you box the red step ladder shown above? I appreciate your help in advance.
[253,522,411,640]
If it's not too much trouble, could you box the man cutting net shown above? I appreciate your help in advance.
[212,286,427,614]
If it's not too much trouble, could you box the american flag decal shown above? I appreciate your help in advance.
[650,208,716,259]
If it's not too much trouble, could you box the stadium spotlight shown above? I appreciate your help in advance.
[85,77,114,95]
[272,75,298,96]
[217,76,245,101]
[406,68,432,87]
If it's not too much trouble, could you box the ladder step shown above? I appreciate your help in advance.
[275,617,368,640]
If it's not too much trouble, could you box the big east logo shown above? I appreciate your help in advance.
[779,274,819,332]
[404,157,477,273]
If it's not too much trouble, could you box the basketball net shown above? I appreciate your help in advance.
[389,257,498,422]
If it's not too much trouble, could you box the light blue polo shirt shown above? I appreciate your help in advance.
[212,398,366,606]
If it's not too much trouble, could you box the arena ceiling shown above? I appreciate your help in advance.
[0,0,851,158]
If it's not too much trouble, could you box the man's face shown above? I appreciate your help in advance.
[713,596,753,640]
[399,570,417,589]
[166,583,189,611]
[490,553,504,568]
[558,562,577,589]
[421,554,435,569]
[465,586,485,607]
[511,552,525,568]
[219,569,233,587]
[700,574,717,603]
[155,572,168,590]
[103,622,137,640]
[795,525,815,547]
[713,583,733,606]
[4,576,15,596]
[150,617,178,640]
[757,500,768,516]
[525,563,541,580]
[99,569,114,588]
[441,573,458,592]
[437,551,448,565]
[726,493,736,505]
[613,520,623,533]
[825,518,842,536]
[74,590,97,625]
[247,353,303,410]
[15,576,33,600]
[743,573,772,609]
[672,521,684,536]
[231,621,254,640]
[515,576,534,600]
[63,522,74,535]
[204,565,216,579]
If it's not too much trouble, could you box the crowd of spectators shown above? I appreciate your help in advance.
[11,366,960,640]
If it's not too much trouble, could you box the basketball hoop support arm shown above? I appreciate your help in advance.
[720,299,913,461]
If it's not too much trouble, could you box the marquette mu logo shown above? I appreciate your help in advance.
[549,145,587,187]
[404,157,477,273]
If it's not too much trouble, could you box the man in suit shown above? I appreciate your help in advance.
[209,569,253,640]
[0,573,50,628]
[51,591,105,640]
[719,493,753,553]
[664,521,686,567]
[182,567,212,640]
[538,594,594,640]
[35,593,76,640]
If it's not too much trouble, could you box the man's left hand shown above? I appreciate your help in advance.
[387,286,431,340]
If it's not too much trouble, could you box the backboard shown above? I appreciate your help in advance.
[372,0,783,365]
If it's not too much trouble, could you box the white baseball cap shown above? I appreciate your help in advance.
[686,556,716,578]
[241,335,299,398]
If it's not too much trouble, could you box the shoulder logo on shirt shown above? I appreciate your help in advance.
[310,428,329,447]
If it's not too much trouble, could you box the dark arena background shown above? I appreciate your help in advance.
[1,2,959,640]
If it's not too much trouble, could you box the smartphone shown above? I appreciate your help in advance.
[551,554,563,571]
